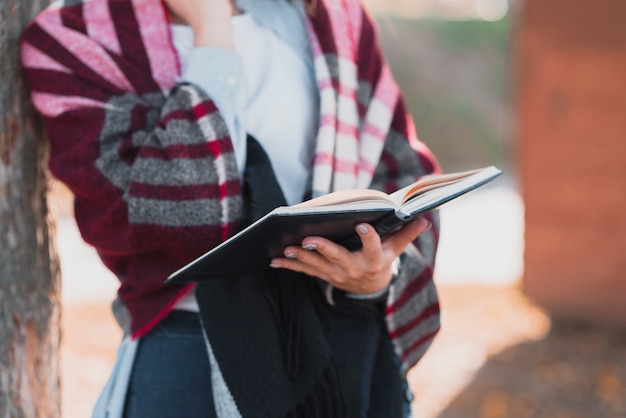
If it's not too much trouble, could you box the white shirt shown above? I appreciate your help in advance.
[171,8,318,205]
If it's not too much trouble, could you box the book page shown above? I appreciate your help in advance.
[390,168,484,205]
[292,188,395,208]
[292,167,489,209]
[400,166,502,213]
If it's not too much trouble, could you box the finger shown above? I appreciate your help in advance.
[273,243,338,276]
[270,255,325,277]
[281,242,329,264]
[354,223,384,261]
[300,237,354,267]
[383,217,431,255]
[270,254,342,288]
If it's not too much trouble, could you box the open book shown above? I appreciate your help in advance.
[166,165,502,284]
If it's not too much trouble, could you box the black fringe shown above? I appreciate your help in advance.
[265,273,304,378]
[285,363,347,418]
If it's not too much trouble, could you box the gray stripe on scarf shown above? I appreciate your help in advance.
[131,157,221,186]
[403,337,436,373]
[388,243,438,325]
[387,243,440,369]
[128,196,242,227]
[324,53,340,81]
[323,55,373,109]
[98,92,234,190]
[368,131,427,197]
[132,116,228,148]
[389,279,439,328]
[357,79,372,107]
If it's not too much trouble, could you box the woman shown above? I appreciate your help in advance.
[21,0,441,416]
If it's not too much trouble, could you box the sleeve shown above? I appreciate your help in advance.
[20,15,244,261]
[354,3,442,371]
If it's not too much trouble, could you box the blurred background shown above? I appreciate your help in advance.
[52,0,626,416]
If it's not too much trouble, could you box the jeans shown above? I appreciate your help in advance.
[123,311,413,418]
[123,311,216,418]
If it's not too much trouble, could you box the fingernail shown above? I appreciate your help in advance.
[421,219,432,232]
[270,262,282,268]
[356,224,369,234]
[285,252,298,259]
[302,243,317,250]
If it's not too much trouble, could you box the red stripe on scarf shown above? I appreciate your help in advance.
[386,266,433,314]
[387,302,440,339]
[400,327,441,362]
[109,0,161,93]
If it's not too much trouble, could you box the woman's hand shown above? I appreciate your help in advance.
[164,0,240,48]
[270,217,432,295]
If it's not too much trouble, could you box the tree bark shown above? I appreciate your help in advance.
[0,0,61,416]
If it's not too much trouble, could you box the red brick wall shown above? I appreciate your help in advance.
[519,0,626,323]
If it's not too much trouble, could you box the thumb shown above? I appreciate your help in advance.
[384,217,431,255]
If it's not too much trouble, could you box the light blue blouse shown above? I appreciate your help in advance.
[175,0,315,190]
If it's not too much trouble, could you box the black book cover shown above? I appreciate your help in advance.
[165,166,502,284]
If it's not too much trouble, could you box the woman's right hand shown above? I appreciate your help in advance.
[164,0,240,49]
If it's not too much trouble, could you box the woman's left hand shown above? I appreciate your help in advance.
[269,217,431,295]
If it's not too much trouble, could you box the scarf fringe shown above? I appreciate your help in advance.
[285,363,347,418]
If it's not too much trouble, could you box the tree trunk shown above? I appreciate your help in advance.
[0,0,61,416]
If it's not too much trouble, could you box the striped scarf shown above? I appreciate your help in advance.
[21,0,441,373]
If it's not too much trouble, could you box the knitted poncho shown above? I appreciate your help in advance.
[21,0,441,372]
